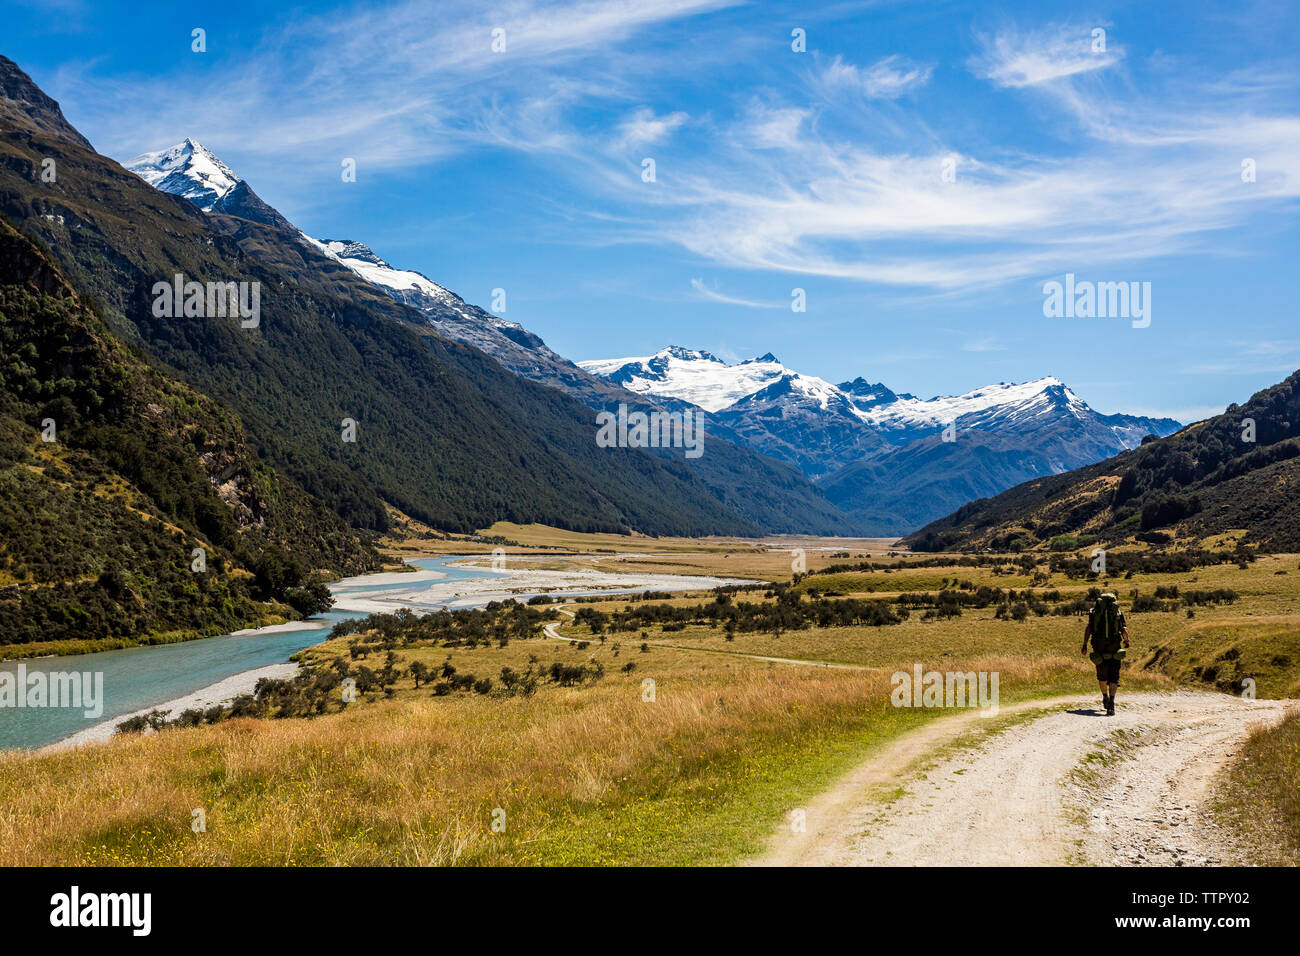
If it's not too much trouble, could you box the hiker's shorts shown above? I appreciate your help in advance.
[1095,659,1121,684]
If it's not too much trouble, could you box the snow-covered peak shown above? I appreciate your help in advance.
[315,239,391,268]
[579,346,1096,432]
[861,376,1081,430]
[301,234,552,357]
[125,138,241,211]
[578,347,800,413]
[301,234,465,309]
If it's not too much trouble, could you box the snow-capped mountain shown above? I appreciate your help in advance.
[838,378,912,409]
[581,348,814,413]
[125,138,294,231]
[123,138,1184,536]
[302,236,548,351]
[120,140,861,535]
[581,347,1150,444]
[126,141,568,385]
[127,138,240,210]
[582,346,1183,528]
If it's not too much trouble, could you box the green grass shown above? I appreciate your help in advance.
[1142,618,1300,698]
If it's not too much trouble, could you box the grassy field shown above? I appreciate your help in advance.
[0,536,1293,866]
[1212,710,1300,866]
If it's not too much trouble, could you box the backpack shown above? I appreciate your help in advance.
[1089,594,1123,658]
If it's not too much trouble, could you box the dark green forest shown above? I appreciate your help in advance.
[0,216,363,648]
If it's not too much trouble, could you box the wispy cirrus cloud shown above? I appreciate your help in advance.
[49,6,1300,301]
[615,107,689,149]
[970,23,1121,88]
[817,54,933,99]
[612,24,1300,291]
[689,278,784,309]
[54,0,739,168]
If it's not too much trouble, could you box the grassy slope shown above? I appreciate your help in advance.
[1212,710,1300,866]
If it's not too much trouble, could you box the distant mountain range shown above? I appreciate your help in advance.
[905,370,1300,554]
[580,347,1183,533]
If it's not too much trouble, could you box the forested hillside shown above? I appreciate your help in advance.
[0,216,373,649]
[0,55,760,539]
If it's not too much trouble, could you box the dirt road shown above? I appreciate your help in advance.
[752,690,1292,867]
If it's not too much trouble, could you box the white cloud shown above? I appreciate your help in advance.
[971,24,1121,88]
[52,5,1300,299]
[819,54,933,99]
[616,107,689,149]
[741,102,808,149]
[58,0,737,170]
[635,55,1300,290]
[689,278,784,309]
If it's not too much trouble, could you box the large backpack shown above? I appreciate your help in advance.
[1090,594,1123,657]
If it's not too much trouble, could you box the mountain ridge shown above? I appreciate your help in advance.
[0,58,769,541]
[581,345,1182,530]
[903,369,1300,553]
[119,137,860,535]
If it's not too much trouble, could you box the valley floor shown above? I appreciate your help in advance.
[1,532,1296,866]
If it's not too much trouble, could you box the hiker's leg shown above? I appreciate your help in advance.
[1107,682,1118,698]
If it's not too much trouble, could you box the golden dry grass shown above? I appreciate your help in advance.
[0,634,1109,866]
[1213,708,1300,865]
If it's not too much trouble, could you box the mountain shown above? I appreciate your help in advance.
[582,348,806,413]
[0,55,764,547]
[0,214,373,649]
[580,348,892,476]
[297,235,592,393]
[298,241,858,534]
[903,370,1300,553]
[838,377,911,409]
[117,135,856,535]
[582,346,1182,531]
[126,138,295,232]
[819,379,1184,534]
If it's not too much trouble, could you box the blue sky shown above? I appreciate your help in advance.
[4,0,1299,422]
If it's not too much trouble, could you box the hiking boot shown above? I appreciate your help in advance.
[1105,696,1116,716]
[1101,694,1109,713]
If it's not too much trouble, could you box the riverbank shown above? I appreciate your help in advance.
[0,612,300,662]
[7,555,756,752]
[330,559,756,615]
[38,661,301,754]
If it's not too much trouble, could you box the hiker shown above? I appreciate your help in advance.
[1081,592,1129,716]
